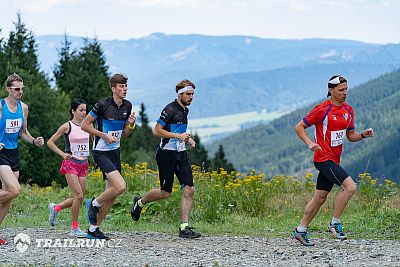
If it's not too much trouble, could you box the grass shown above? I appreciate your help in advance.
[3,163,399,240]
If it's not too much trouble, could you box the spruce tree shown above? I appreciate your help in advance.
[54,36,110,109]
[188,133,210,171]
[211,144,235,173]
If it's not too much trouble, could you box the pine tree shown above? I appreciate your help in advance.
[120,103,158,168]
[211,144,235,173]
[188,133,210,171]
[54,36,110,109]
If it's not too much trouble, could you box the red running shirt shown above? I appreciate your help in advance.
[303,99,354,164]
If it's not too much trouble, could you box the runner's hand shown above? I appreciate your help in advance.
[105,135,117,144]
[33,137,45,146]
[188,138,196,149]
[178,132,191,142]
[62,153,72,160]
[362,128,374,138]
[0,143,4,151]
[128,112,136,125]
[308,142,322,152]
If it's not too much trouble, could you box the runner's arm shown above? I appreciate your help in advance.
[47,122,72,160]
[153,122,190,141]
[346,128,374,142]
[19,103,44,146]
[122,112,136,138]
[295,120,321,151]
[81,114,116,143]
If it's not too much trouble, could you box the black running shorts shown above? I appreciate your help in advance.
[314,160,350,192]
[93,148,121,180]
[0,148,20,172]
[156,148,194,193]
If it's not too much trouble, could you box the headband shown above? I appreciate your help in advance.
[328,75,345,88]
[177,86,194,94]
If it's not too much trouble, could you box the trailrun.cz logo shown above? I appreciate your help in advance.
[13,232,122,253]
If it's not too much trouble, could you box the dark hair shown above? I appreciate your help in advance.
[327,75,347,97]
[110,73,128,88]
[176,79,195,93]
[70,98,87,119]
[5,73,23,87]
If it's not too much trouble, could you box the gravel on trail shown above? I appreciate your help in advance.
[0,228,399,267]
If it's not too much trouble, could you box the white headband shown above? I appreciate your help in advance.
[177,86,194,94]
[328,76,344,85]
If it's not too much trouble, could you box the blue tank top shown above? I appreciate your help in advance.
[0,99,24,149]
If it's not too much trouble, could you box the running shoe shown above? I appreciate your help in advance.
[70,228,88,238]
[87,197,99,225]
[0,238,7,245]
[130,196,142,222]
[179,226,201,238]
[48,203,58,227]
[328,223,348,240]
[87,228,109,240]
[292,229,314,246]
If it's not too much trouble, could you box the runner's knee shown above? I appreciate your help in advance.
[160,190,171,199]
[115,183,126,195]
[314,194,327,205]
[183,186,195,197]
[344,178,356,194]
[9,184,21,198]
[73,192,84,202]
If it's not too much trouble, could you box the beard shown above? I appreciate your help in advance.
[183,100,192,106]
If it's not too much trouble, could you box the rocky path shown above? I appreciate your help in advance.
[0,228,399,266]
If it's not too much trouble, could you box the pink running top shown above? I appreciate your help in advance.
[64,121,90,161]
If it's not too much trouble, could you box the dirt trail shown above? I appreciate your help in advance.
[1,228,399,266]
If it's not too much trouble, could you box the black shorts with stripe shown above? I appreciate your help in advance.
[314,160,350,192]
[93,148,121,180]
[156,148,193,193]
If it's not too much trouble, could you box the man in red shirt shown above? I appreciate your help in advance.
[292,75,374,246]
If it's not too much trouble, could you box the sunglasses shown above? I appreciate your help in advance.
[9,86,25,92]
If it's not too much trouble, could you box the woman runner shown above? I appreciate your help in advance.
[47,98,90,237]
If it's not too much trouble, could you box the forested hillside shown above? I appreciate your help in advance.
[212,70,400,182]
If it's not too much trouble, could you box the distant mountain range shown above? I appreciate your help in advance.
[209,69,400,182]
[36,34,400,120]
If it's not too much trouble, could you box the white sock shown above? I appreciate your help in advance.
[89,225,99,232]
[92,199,101,207]
[331,217,341,225]
[296,224,307,233]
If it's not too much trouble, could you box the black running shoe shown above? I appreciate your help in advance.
[87,228,109,240]
[179,226,201,238]
[88,196,99,225]
[130,196,142,221]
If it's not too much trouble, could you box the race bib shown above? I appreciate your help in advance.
[176,140,186,152]
[73,143,90,157]
[107,130,122,141]
[331,130,346,147]
[5,118,22,133]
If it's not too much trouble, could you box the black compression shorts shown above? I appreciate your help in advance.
[314,160,350,192]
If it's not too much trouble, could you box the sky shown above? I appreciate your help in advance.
[1,0,399,44]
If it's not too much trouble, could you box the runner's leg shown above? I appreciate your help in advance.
[181,186,195,223]
[300,189,329,227]
[333,177,356,218]
[0,168,20,225]
[96,171,125,225]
